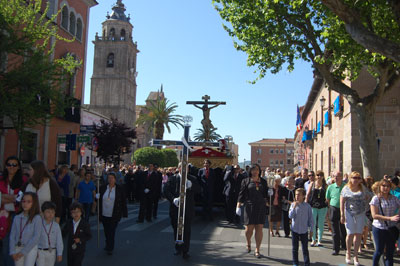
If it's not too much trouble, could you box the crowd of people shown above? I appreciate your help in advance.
[1,154,400,266]
[228,166,400,266]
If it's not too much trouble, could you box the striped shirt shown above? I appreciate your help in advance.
[370,195,400,229]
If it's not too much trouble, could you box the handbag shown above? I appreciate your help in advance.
[378,198,400,241]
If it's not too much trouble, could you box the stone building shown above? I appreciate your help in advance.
[0,0,97,168]
[89,0,138,163]
[249,138,295,171]
[294,70,400,177]
[135,89,165,149]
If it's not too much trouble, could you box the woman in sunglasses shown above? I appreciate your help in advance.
[340,171,368,266]
[0,156,29,266]
[369,178,400,266]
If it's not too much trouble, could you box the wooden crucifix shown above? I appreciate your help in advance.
[186,95,226,141]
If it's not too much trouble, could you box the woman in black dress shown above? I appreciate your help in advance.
[236,164,268,258]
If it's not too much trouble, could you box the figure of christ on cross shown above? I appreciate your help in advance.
[186,95,226,141]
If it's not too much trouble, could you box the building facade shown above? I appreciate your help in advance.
[294,69,400,177]
[249,138,295,171]
[135,89,165,149]
[89,0,139,163]
[0,0,97,169]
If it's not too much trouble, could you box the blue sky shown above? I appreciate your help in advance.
[83,0,314,162]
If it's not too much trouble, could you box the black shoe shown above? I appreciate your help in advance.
[332,251,339,256]
[285,235,291,238]
[174,250,182,256]
[146,219,152,222]
[107,251,113,255]
[182,253,190,259]
[136,219,144,223]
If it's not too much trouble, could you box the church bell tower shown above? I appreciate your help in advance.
[90,0,139,130]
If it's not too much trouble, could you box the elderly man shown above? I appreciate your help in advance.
[326,171,347,255]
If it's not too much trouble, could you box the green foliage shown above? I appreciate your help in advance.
[134,147,165,167]
[136,98,184,140]
[94,118,136,165]
[193,127,222,142]
[212,0,400,84]
[0,0,80,153]
[162,149,179,167]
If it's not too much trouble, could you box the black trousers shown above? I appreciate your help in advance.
[282,210,291,237]
[171,211,192,253]
[102,216,119,251]
[292,231,310,266]
[67,250,84,266]
[138,194,153,221]
[225,194,239,223]
[152,197,159,218]
[329,206,347,252]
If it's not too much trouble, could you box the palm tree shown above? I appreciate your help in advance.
[136,98,184,139]
[193,127,222,142]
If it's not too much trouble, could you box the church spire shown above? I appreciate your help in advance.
[108,0,130,22]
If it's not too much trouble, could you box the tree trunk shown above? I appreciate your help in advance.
[353,103,380,180]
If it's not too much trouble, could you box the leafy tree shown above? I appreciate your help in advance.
[320,0,400,63]
[0,0,80,155]
[136,98,184,140]
[134,147,165,167]
[162,149,179,167]
[213,0,400,178]
[93,118,136,165]
[193,127,222,142]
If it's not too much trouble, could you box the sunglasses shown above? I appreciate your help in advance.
[381,184,390,188]
[308,174,314,177]
[6,163,18,167]
[22,200,32,203]
[352,176,362,180]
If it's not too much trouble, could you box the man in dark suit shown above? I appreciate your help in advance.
[198,159,216,220]
[152,164,163,219]
[137,164,157,222]
[164,164,200,259]
[67,202,92,266]
[223,165,245,224]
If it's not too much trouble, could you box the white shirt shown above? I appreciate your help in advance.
[102,185,116,217]
[26,180,51,210]
[73,219,81,234]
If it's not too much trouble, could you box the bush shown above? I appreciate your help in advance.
[162,149,179,167]
[134,147,164,166]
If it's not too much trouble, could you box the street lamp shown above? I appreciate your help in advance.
[320,95,326,108]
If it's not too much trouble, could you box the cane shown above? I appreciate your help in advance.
[97,176,100,248]
[268,188,273,257]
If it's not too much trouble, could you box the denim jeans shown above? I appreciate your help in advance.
[292,231,310,266]
[372,226,396,266]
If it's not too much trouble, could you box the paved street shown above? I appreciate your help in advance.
[58,200,399,266]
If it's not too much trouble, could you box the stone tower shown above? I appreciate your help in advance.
[90,0,138,130]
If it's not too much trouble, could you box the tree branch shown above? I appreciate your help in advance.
[321,0,400,63]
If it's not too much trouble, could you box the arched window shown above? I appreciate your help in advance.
[61,6,68,29]
[106,53,114,68]
[69,12,76,35]
[120,29,126,40]
[46,0,56,18]
[109,28,115,40]
[76,18,82,41]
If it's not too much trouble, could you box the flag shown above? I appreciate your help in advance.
[296,105,302,132]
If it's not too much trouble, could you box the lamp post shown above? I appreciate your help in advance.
[94,162,103,248]
[320,96,326,133]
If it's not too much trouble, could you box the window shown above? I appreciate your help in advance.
[256,148,262,155]
[21,132,38,163]
[76,18,82,41]
[321,151,324,172]
[109,28,115,40]
[280,149,284,154]
[275,149,279,154]
[106,53,114,68]
[69,12,76,35]
[287,159,291,165]
[270,160,274,166]
[61,6,68,29]
[287,149,292,155]
[46,0,56,18]
[280,160,284,166]
[257,159,261,164]
[270,149,274,154]
[275,160,279,165]
[120,29,126,40]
